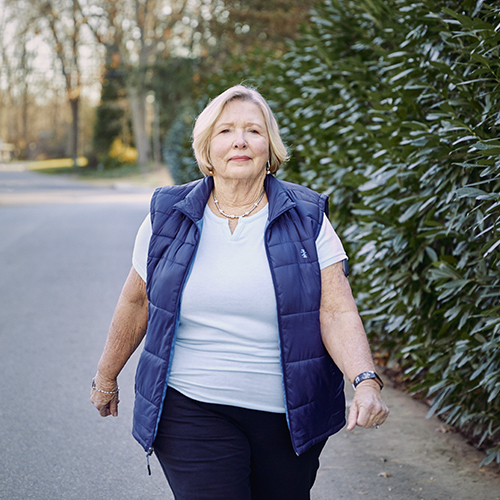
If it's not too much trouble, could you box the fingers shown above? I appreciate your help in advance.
[347,385,389,431]
[109,396,119,417]
[347,400,359,431]
[90,390,119,418]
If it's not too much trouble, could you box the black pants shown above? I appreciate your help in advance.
[153,387,326,500]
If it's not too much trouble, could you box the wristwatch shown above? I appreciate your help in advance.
[352,371,384,390]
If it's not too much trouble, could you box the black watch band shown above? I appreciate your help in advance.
[352,371,384,390]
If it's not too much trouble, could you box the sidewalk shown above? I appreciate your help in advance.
[311,382,500,500]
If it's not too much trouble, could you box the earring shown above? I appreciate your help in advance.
[266,161,271,174]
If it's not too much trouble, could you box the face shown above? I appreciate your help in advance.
[209,100,270,182]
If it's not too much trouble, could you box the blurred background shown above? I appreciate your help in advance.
[0,0,314,175]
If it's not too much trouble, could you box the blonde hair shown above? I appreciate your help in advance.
[192,85,289,176]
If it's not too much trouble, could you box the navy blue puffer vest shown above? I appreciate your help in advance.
[132,175,346,456]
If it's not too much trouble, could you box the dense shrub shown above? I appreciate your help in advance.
[92,65,127,167]
[177,0,500,465]
[163,109,202,185]
[262,0,500,465]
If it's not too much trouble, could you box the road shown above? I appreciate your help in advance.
[1,165,499,499]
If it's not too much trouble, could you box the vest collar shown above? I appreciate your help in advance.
[173,174,296,223]
[173,176,214,222]
[265,174,297,222]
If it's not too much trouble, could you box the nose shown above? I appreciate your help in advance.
[233,131,247,148]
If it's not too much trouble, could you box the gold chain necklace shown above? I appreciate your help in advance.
[212,189,265,219]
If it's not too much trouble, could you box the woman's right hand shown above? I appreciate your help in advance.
[90,373,120,417]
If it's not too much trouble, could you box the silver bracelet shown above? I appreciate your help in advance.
[91,377,119,394]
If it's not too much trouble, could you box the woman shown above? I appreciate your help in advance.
[91,85,388,499]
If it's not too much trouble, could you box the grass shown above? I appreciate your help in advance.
[27,159,174,187]
[27,157,89,170]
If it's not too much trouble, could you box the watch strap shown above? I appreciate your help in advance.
[352,371,384,390]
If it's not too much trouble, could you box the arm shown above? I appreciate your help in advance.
[320,261,389,430]
[90,266,148,417]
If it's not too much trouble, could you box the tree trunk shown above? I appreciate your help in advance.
[69,97,79,167]
[128,84,149,170]
[152,98,161,170]
[21,41,28,156]
[22,86,28,153]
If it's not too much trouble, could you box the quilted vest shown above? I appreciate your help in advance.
[132,174,346,456]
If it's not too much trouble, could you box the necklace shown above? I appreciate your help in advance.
[212,189,266,219]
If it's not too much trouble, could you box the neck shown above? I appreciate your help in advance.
[212,173,267,216]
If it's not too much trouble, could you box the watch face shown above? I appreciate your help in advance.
[354,371,383,389]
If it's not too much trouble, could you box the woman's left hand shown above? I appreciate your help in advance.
[346,380,389,430]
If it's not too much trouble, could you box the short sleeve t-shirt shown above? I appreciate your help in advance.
[132,210,347,282]
[131,204,347,412]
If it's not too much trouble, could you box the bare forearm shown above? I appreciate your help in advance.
[319,262,377,385]
[321,310,376,385]
[97,299,147,381]
[320,262,389,429]
[96,267,148,385]
[91,267,148,416]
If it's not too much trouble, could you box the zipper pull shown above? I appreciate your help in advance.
[147,447,154,475]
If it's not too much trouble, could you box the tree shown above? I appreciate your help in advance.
[83,0,196,169]
[1,0,39,155]
[168,0,317,182]
[91,55,127,167]
[195,0,316,93]
[36,0,93,166]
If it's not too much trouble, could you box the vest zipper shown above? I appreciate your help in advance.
[264,220,298,456]
[146,447,154,475]
[148,220,202,460]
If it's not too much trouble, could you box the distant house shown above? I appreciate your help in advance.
[0,139,15,161]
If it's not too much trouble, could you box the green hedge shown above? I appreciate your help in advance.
[262,0,500,465]
[178,0,500,465]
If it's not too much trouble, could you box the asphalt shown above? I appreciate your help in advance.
[1,163,499,500]
[313,384,500,499]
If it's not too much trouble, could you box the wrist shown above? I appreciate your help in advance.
[94,371,118,392]
[354,379,381,391]
[92,376,119,395]
[352,371,384,391]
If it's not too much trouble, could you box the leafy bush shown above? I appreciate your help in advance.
[259,0,500,465]
[176,0,500,465]
[163,109,202,185]
[92,66,126,162]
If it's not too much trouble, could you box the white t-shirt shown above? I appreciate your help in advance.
[132,204,347,412]
[132,211,347,282]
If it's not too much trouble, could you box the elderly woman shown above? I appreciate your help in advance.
[91,85,388,499]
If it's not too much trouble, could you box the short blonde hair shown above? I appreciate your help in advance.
[192,85,289,176]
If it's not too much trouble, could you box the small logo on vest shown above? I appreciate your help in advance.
[300,248,308,259]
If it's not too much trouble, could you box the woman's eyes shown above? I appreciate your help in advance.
[218,128,261,134]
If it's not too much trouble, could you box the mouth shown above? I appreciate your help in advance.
[229,156,251,161]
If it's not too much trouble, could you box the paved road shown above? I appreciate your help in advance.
[1,165,499,499]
